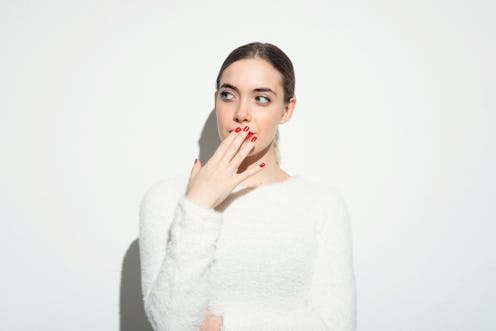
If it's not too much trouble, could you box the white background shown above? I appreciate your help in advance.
[1,0,494,330]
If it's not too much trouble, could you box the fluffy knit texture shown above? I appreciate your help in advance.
[139,175,356,331]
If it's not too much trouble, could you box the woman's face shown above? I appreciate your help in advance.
[215,57,295,157]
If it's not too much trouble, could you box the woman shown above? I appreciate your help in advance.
[139,42,356,331]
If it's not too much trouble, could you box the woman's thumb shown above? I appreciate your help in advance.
[190,158,201,177]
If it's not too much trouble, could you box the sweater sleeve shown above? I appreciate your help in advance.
[222,192,356,331]
[139,181,223,331]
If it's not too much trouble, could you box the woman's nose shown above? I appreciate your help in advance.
[233,102,251,123]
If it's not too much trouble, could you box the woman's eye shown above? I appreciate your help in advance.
[220,91,234,100]
[256,96,270,104]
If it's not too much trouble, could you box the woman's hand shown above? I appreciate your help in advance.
[200,308,223,331]
[186,125,265,209]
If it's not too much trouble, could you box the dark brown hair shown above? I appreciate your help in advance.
[215,42,295,103]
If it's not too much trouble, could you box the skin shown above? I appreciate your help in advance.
[186,57,296,329]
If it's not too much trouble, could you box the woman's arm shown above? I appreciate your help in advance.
[139,182,223,331]
[221,192,357,331]
[140,127,265,331]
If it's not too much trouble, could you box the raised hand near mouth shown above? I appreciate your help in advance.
[185,125,266,209]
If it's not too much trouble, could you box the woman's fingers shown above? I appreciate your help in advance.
[208,126,242,165]
[186,128,265,209]
[229,134,257,169]
[190,158,201,178]
[236,159,266,182]
[222,125,252,163]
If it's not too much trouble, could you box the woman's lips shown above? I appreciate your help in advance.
[244,132,255,142]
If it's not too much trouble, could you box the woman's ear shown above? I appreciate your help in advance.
[279,97,296,124]
[214,91,218,108]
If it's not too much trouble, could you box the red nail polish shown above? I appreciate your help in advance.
[250,136,257,142]
[194,158,198,164]
[243,126,250,132]
[235,127,241,133]
[259,162,266,168]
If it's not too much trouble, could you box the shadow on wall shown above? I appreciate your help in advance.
[119,110,219,330]
[198,110,221,165]
[120,239,153,331]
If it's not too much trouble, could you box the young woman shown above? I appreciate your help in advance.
[139,42,356,331]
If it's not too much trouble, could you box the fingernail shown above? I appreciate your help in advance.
[194,158,198,164]
[251,136,257,142]
[235,127,242,133]
[259,162,266,168]
[243,125,250,132]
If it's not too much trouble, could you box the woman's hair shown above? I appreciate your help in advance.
[215,42,295,165]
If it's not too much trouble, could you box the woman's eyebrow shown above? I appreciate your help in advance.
[220,83,277,96]
[220,83,239,93]
[253,87,277,96]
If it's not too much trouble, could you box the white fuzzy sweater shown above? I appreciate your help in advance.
[139,176,356,331]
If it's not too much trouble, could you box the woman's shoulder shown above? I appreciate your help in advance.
[290,177,352,234]
[284,176,349,214]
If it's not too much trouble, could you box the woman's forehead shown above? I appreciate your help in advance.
[219,58,283,92]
